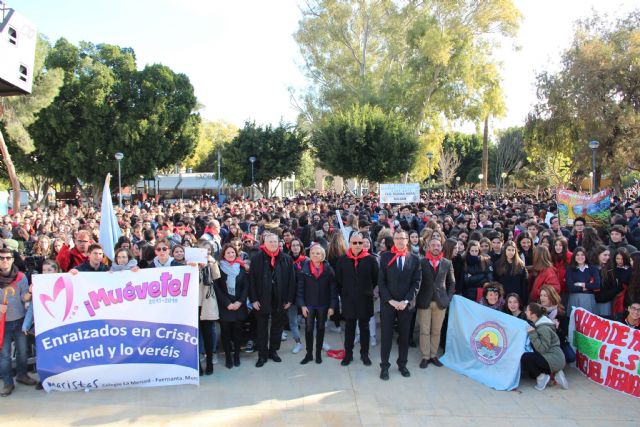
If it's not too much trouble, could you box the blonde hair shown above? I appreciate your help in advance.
[309,244,326,261]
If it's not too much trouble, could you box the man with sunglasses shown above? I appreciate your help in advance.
[56,230,91,272]
[335,232,379,367]
[145,239,182,268]
[0,247,36,397]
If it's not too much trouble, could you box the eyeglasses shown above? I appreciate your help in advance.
[629,306,640,312]
[0,256,13,261]
[77,240,89,243]
[487,288,499,293]
[155,247,169,252]
[351,241,364,245]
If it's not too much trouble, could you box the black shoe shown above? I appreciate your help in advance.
[234,353,241,367]
[205,363,214,375]
[409,340,417,348]
[225,354,233,369]
[199,364,204,376]
[431,357,443,367]
[380,369,389,381]
[315,354,322,364]
[419,359,430,369]
[361,355,372,366]
[341,355,353,366]
[269,352,282,363]
[256,357,267,368]
[35,382,43,391]
[300,354,314,365]
[0,384,14,397]
[399,367,411,377]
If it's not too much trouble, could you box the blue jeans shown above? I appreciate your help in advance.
[287,304,301,342]
[1,318,28,386]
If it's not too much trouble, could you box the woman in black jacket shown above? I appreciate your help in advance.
[297,244,339,365]
[494,240,529,304]
[462,240,493,301]
[214,244,249,369]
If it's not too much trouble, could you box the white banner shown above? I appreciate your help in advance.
[379,183,420,204]
[33,266,199,392]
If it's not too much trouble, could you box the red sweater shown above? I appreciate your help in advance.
[56,244,89,272]
[553,251,572,293]
[530,267,561,302]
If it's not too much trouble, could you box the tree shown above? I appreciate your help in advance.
[186,120,239,173]
[525,11,640,192]
[437,149,460,196]
[27,39,200,196]
[0,35,64,209]
[494,127,526,192]
[310,104,419,185]
[442,132,482,184]
[222,122,306,197]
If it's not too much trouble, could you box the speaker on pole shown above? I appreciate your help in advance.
[0,2,37,97]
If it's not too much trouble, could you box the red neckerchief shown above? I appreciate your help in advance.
[224,258,246,270]
[204,226,218,236]
[425,251,443,270]
[310,261,324,279]
[260,245,280,267]
[346,249,369,268]
[285,242,291,252]
[293,254,307,266]
[387,246,408,267]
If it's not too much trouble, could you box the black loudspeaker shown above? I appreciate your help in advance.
[0,3,37,96]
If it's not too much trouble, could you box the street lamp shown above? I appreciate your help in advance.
[500,172,507,194]
[455,176,460,189]
[589,172,593,195]
[114,152,124,208]
[426,152,433,194]
[248,156,257,200]
[588,140,599,193]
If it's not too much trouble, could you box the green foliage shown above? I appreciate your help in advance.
[310,104,419,183]
[296,151,316,190]
[187,120,239,172]
[26,38,200,188]
[442,132,482,183]
[222,122,307,195]
[525,11,640,190]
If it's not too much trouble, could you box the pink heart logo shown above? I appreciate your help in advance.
[40,276,74,321]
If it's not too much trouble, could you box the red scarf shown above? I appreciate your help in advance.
[310,261,324,279]
[260,245,280,267]
[346,249,369,268]
[425,251,443,270]
[224,258,246,270]
[387,246,408,267]
[204,226,218,236]
[293,254,307,267]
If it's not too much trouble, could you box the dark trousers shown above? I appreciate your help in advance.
[220,320,242,358]
[344,317,370,358]
[380,303,413,369]
[256,310,286,359]
[521,351,551,378]
[304,308,328,356]
[1,318,28,386]
[199,318,214,364]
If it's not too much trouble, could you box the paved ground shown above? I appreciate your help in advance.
[1,328,637,427]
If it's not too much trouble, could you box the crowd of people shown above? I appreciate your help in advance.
[1,187,640,397]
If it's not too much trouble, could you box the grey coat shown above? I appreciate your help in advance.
[416,258,456,309]
[528,316,566,373]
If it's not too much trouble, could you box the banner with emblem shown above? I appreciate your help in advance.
[441,296,531,391]
[32,266,199,392]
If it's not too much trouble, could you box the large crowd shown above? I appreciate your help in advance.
[1,187,640,397]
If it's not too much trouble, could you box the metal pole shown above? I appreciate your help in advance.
[217,150,222,198]
[117,159,122,208]
[251,163,255,200]
[591,148,597,194]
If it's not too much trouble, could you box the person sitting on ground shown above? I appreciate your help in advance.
[520,303,568,391]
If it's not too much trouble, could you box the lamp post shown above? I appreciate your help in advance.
[249,156,256,200]
[426,151,433,195]
[455,176,460,189]
[478,173,484,190]
[588,140,599,194]
[114,152,124,208]
[500,172,507,194]
[589,172,593,195]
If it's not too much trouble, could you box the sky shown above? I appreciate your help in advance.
[9,0,639,134]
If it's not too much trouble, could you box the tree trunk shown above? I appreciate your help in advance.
[0,129,21,212]
[482,115,489,191]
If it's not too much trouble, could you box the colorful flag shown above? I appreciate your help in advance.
[98,174,121,261]
[441,296,530,391]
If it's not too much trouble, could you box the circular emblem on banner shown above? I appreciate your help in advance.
[470,321,508,365]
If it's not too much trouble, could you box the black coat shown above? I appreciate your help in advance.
[378,252,422,309]
[296,260,339,310]
[214,268,249,322]
[248,251,296,314]
[335,254,378,319]
[495,265,529,304]
[416,258,456,309]
[462,256,493,300]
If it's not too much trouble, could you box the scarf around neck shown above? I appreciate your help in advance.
[346,249,369,268]
[387,246,407,268]
[310,261,324,279]
[260,245,280,267]
[426,251,443,270]
[0,264,19,287]
[153,256,174,268]
[220,259,241,296]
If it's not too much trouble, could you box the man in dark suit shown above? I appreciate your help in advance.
[335,232,379,367]
[378,229,422,380]
[249,233,296,367]
[416,238,456,369]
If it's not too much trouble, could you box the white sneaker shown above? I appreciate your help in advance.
[212,353,218,365]
[322,342,331,351]
[370,336,377,347]
[292,342,303,354]
[281,331,288,341]
[354,335,360,344]
[535,373,550,391]
[555,370,569,390]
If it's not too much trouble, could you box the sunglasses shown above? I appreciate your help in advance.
[155,247,169,252]
[351,241,364,245]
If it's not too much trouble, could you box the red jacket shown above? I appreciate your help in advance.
[56,244,88,272]
[553,251,572,293]
[530,267,561,302]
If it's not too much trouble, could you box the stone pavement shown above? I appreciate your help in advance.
[1,329,637,427]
